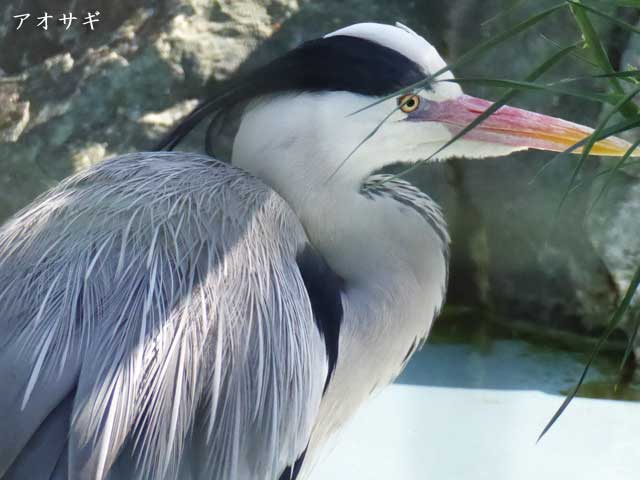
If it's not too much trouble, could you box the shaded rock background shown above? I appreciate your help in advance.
[0,0,638,349]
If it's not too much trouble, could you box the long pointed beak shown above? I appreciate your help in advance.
[422,95,638,157]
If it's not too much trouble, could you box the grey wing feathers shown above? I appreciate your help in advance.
[0,152,328,480]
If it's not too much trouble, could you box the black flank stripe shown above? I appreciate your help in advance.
[296,244,344,392]
[278,447,308,480]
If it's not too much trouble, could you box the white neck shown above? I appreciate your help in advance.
[231,93,448,288]
[232,93,450,458]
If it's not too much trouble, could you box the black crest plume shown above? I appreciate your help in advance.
[154,35,426,152]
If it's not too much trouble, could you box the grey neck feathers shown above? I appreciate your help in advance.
[360,174,450,263]
[282,172,450,291]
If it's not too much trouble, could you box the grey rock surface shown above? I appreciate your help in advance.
[584,18,640,352]
[415,0,624,337]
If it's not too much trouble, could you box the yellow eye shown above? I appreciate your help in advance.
[398,94,420,113]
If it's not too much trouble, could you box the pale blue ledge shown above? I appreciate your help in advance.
[308,335,640,479]
[309,384,640,480]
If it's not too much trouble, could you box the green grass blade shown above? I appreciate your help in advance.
[530,116,640,185]
[613,0,640,6]
[481,0,527,28]
[538,263,640,442]
[589,137,640,212]
[426,46,581,161]
[570,0,640,118]
[568,1,640,35]
[554,70,640,83]
[555,85,640,217]
[330,104,404,181]
[444,77,621,104]
[570,0,624,88]
[539,33,598,69]
[526,42,582,79]
[619,313,640,375]
[436,3,567,78]
[352,2,568,115]
[596,116,640,135]
[566,159,640,195]
[386,44,579,182]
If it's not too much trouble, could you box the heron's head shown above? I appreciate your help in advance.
[161,22,635,194]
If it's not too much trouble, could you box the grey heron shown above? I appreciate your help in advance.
[0,22,634,480]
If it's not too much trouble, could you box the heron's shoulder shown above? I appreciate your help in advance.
[72,151,300,229]
[1,151,308,262]
[75,151,275,199]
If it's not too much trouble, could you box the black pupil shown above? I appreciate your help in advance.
[405,98,415,108]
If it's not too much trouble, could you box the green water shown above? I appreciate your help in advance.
[398,309,640,402]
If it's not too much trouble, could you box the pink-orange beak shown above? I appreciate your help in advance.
[418,95,637,157]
